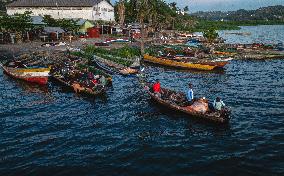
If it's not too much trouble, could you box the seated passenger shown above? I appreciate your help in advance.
[213,97,225,111]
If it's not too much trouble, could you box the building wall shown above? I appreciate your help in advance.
[7,7,94,20]
[6,1,115,21]
[92,1,115,21]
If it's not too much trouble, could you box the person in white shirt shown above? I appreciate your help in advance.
[213,97,225,111]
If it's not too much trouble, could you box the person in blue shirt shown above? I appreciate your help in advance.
[186,83,194,103]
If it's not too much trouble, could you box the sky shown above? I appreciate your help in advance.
[111,0,284,13]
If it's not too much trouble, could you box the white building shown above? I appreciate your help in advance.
[6,0,115,22]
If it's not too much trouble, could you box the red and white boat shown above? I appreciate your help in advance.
[1,64,50,85]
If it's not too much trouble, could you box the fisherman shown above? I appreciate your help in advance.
[186,83,194,103]
[99,75,107,87]
[152,79,161,97]
[92,75,100,85]
[213,97,226,111]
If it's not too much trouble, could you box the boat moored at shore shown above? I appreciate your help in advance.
[1,62,50,85]
[143,54,228,71]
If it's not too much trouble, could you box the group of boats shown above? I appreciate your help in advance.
[1,46,232,124]
[51,55,113,96]
[1,53,112,96]
[143,45,232,71]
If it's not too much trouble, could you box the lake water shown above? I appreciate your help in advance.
[218,25,284,44]
[0,26,284,175]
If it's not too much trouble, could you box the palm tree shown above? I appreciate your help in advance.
[169,2,177,11]
[203,28,219,43]
[136,0,152,55]
[184,6,189,13]
[117,0,125,27]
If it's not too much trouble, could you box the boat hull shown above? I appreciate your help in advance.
[199,61,228,67]
[2,66,50,85]
[52,76,106,96]
[93,55,139,76]
[143,54,217,71]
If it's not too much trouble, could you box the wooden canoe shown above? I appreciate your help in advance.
[174,56,229,68]
[143,54,218,71]
[52,75,107,96]
[1,65,50,85]
[145,84,230,124]
[93,55,139,76]
[198,61,228,67]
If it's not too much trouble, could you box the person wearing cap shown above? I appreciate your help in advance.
[213,97,225,111]
[153,79,161,97]
[186,83,194,103]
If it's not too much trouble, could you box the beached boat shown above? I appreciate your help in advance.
[143,54,222,71]
[213,51,237,56]
[144,84,230,124]
[93,55,139,75]
[105,38,130,43]
[1,63,50,85]
[173,55,231,68]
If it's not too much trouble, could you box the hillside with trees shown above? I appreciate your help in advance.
[192,5,284,22]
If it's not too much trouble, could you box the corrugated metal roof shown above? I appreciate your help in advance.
[7,0,111,7]
[31,16,46,25]
[76,19,87,26]
[43,27,65,33]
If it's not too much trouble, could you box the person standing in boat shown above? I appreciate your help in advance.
[213,97,225,111]
[186,83,194,104]
[153,79,162,97]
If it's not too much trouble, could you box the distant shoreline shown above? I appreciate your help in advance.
[193,20,284,32]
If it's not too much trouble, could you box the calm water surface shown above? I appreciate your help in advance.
[218,25,284,44]
[1,26,284,176]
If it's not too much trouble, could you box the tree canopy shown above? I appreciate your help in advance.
[114,0,192,31]
[203,28,219,43]
[0,11,32,32]
[43,15,78,32]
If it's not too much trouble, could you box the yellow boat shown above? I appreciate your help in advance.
[143,54,217,71]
